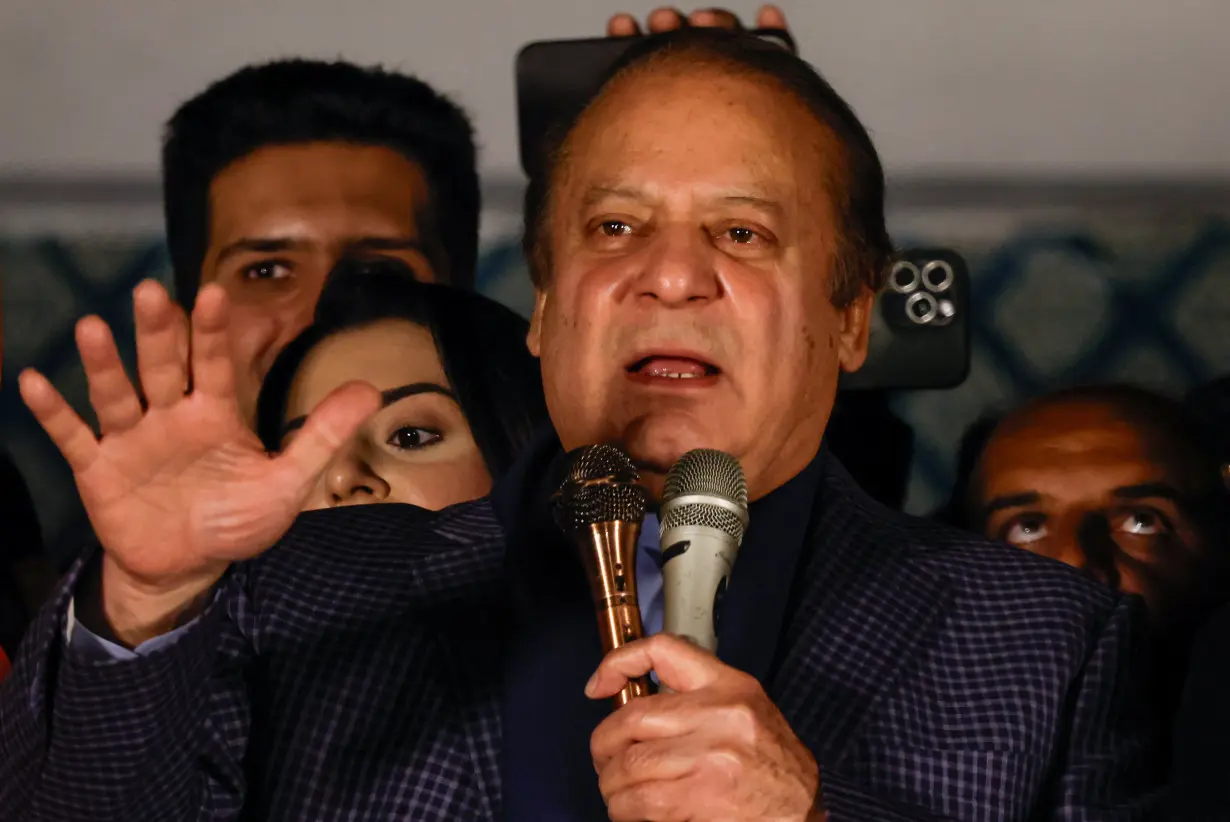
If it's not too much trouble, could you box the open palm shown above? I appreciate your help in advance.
[20,281,378,589]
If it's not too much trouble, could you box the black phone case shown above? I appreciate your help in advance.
[516,29,793,178]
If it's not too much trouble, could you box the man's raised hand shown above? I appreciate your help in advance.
[19,281,378,645]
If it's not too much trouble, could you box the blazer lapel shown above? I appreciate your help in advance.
[717,454,826,684]
[770,461,953,766]
[496,430,614,822]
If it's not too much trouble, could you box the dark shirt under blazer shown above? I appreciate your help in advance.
[0,439,1163,820]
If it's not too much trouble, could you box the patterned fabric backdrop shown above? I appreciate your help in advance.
[2,185,1228,566]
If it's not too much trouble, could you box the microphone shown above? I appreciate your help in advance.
[658,449,749,654]
[553,444,652,707]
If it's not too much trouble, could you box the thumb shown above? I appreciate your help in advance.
[586,634,724,699]
[274,380,381,494]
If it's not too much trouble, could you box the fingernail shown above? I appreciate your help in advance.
[584,671,599,697]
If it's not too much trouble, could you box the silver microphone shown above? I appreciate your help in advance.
[658,449,749,654]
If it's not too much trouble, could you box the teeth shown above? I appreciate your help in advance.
[659,372,699,379]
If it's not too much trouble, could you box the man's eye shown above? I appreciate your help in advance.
[387,427,442,450]
[599,221,632,237]
[1002,515,1048,546]
[1115,509,1168,536]
[726,227,757,244]
[242,261,292,281]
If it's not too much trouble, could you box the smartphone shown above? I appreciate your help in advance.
[516,29,795,178]
[840,248,972,391]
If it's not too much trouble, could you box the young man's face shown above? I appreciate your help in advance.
[199,142,440,424]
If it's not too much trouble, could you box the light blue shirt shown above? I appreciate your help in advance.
[67,513,669,659]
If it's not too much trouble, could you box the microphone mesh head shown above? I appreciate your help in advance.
[553,444,648,534]
[660,449,748,541]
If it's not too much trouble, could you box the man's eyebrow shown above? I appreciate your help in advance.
[344,237,426,254]
[582,186,650,206]
[718,194,784,215]
[982,491,1042,516]
[216,237,306,264]
[280,382,456,439]
[1112,482,1182,502]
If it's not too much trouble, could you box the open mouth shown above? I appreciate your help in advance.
[625,355,721,384]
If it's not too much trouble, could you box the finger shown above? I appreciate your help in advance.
[597,737,701,799]
[757,3,789,30]
[645,7,687,33]
[591,691,730,765]
[605,776,690,822]
[586,633,727,699]
[275,380,381,497]
[606,12,641,36]
[688,8,742,29]
[19,369,100,473]
[190,283,236,400]
[133,280,189,408]
[77,316,143,435]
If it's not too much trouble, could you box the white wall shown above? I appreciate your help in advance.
[1,0,1228,181]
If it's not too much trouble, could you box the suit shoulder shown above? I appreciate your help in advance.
[899,507,1110,599]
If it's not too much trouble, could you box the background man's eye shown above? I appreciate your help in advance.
[243,262,291,281]
[1118,510,1164,535]
[727,227,756,244]
[1003,516,1048,546]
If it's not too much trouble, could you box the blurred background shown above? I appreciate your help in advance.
[2,0,1228,562]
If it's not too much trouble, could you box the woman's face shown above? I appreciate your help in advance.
[971,400,1207,613]
[283,319,493,511]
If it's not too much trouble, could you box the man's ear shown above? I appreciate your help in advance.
[527,289,548,357]
[837,288,874,374]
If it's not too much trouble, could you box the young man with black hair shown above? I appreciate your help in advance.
[159,59,480,424]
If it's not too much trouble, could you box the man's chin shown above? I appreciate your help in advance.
[619,417,724,493]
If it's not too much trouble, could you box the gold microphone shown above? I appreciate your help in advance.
[553,444,651,708]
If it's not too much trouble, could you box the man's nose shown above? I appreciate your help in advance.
[325,448,391,507]
[632,226,722,307]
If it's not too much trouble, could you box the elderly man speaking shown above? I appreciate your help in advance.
[1,27,1160,822]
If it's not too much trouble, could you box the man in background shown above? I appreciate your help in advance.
[159,59,480,424]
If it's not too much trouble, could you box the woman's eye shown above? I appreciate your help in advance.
[599,221,632,237]
[1116,509,1167,536]
[242,261,292,281]
[387,427,442,450]
[1002,515,1048,546]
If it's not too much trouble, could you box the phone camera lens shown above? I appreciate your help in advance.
[921,260,954,293]
[906,291,938,325]
[889,261,920,294]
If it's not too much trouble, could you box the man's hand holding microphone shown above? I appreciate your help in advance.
[588,634,826,822]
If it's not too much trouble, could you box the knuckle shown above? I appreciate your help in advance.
[699,745,744,788]
[723,701,761,741]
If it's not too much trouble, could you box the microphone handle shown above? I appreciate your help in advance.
[595,598,651,706]
[658,523,739,693]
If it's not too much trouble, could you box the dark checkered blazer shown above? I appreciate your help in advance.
[0,455,1163,821]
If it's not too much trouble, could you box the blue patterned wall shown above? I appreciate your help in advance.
[3,208,1228,565]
